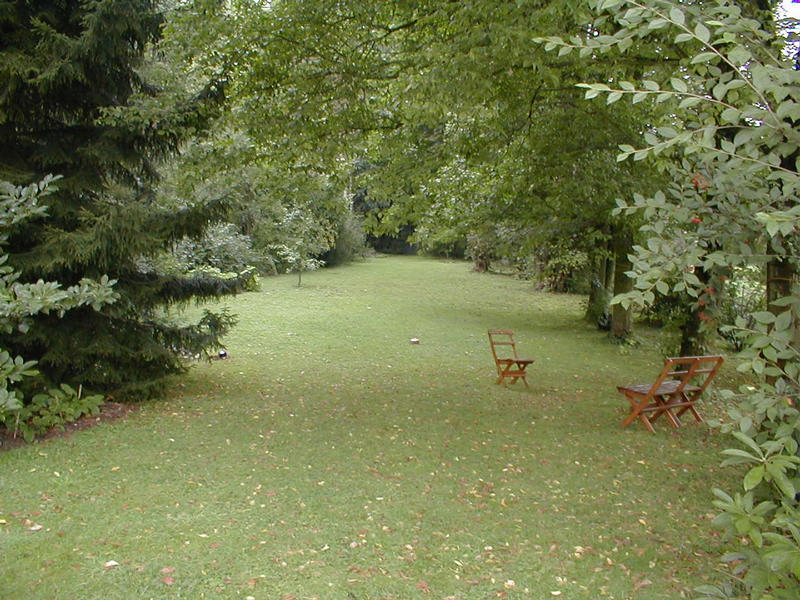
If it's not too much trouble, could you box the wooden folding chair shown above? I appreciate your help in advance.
[617,355,724,433]
[488,329,535,387]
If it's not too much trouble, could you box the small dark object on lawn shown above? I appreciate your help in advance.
[218,350,228,359]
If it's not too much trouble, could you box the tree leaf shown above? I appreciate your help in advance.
[727,45,751,66]
[774,309,793,332]
[743,465,765,491]
[669,7,685,26]
[692,52,718,64]
[694,22,711,44]
[670,77,688,93]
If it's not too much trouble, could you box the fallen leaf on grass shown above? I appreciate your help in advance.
[416,581,431,594]
[22,518,42,531]
[162,576,175,585]
[633,577,652,591]
[160,566,175,574]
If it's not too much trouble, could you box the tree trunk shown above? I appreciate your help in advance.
[604,255,615,291]
[597,254,608,290]
[585,254,611,329]
[766,255,797,382]
[679,265,711,356]
[611,229,633,340]
[767,257,795,311]
[473,257,490,272]
[586,257,603,320]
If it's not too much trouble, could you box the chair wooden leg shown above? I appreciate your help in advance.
[621,408,638,428]
[622,396,650,430]
[656,396,682,428]
[674,403,703,423]
[639,413,656,433]
[675,393,704,423]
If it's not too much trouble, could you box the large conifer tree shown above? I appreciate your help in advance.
[0,0,242,395]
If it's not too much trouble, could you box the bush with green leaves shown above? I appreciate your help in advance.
[173,223,266,273]
[718,267,767,352]
[0,177,117,436]
[323,211,368,267]
[10,384,104,442]
[270,243,325,286]
[541,1,800,597]
[533,243,591,293]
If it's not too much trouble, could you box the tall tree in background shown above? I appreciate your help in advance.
[203,0,662,336]
[0,0,244,396]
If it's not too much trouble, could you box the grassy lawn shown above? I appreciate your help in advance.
[1,255,741,600]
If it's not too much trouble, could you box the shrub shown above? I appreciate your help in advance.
[8,384,104,442]
[323,211,368,266]
[718,267,766,351]
[529,244,591,293]
[173,223,267,274]
[0,177,117,435]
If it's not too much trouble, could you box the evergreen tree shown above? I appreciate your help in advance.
[0,0,243,396]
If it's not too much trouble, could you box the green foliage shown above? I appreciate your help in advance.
[718,268,767,351]
[709,385,800,600]
[533,243,591,293]
[539,1,800,597]
[151,117,366,279]
[173,223,263,274]
[465,228,499,273]
[197,0,659,296]
[10,384,104,442]
[0,350,38,416]
[186,266,260,293]
[322,211,367,267]
[0,177,117,434]
[637,290,696,354]
[271,244,325,287]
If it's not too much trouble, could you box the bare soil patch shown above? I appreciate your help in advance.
[0,401,139,451]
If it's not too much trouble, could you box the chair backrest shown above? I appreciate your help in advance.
[656,355,724,394]
[488,329,520,363]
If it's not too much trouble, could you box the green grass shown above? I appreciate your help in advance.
[1,256,741,599]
